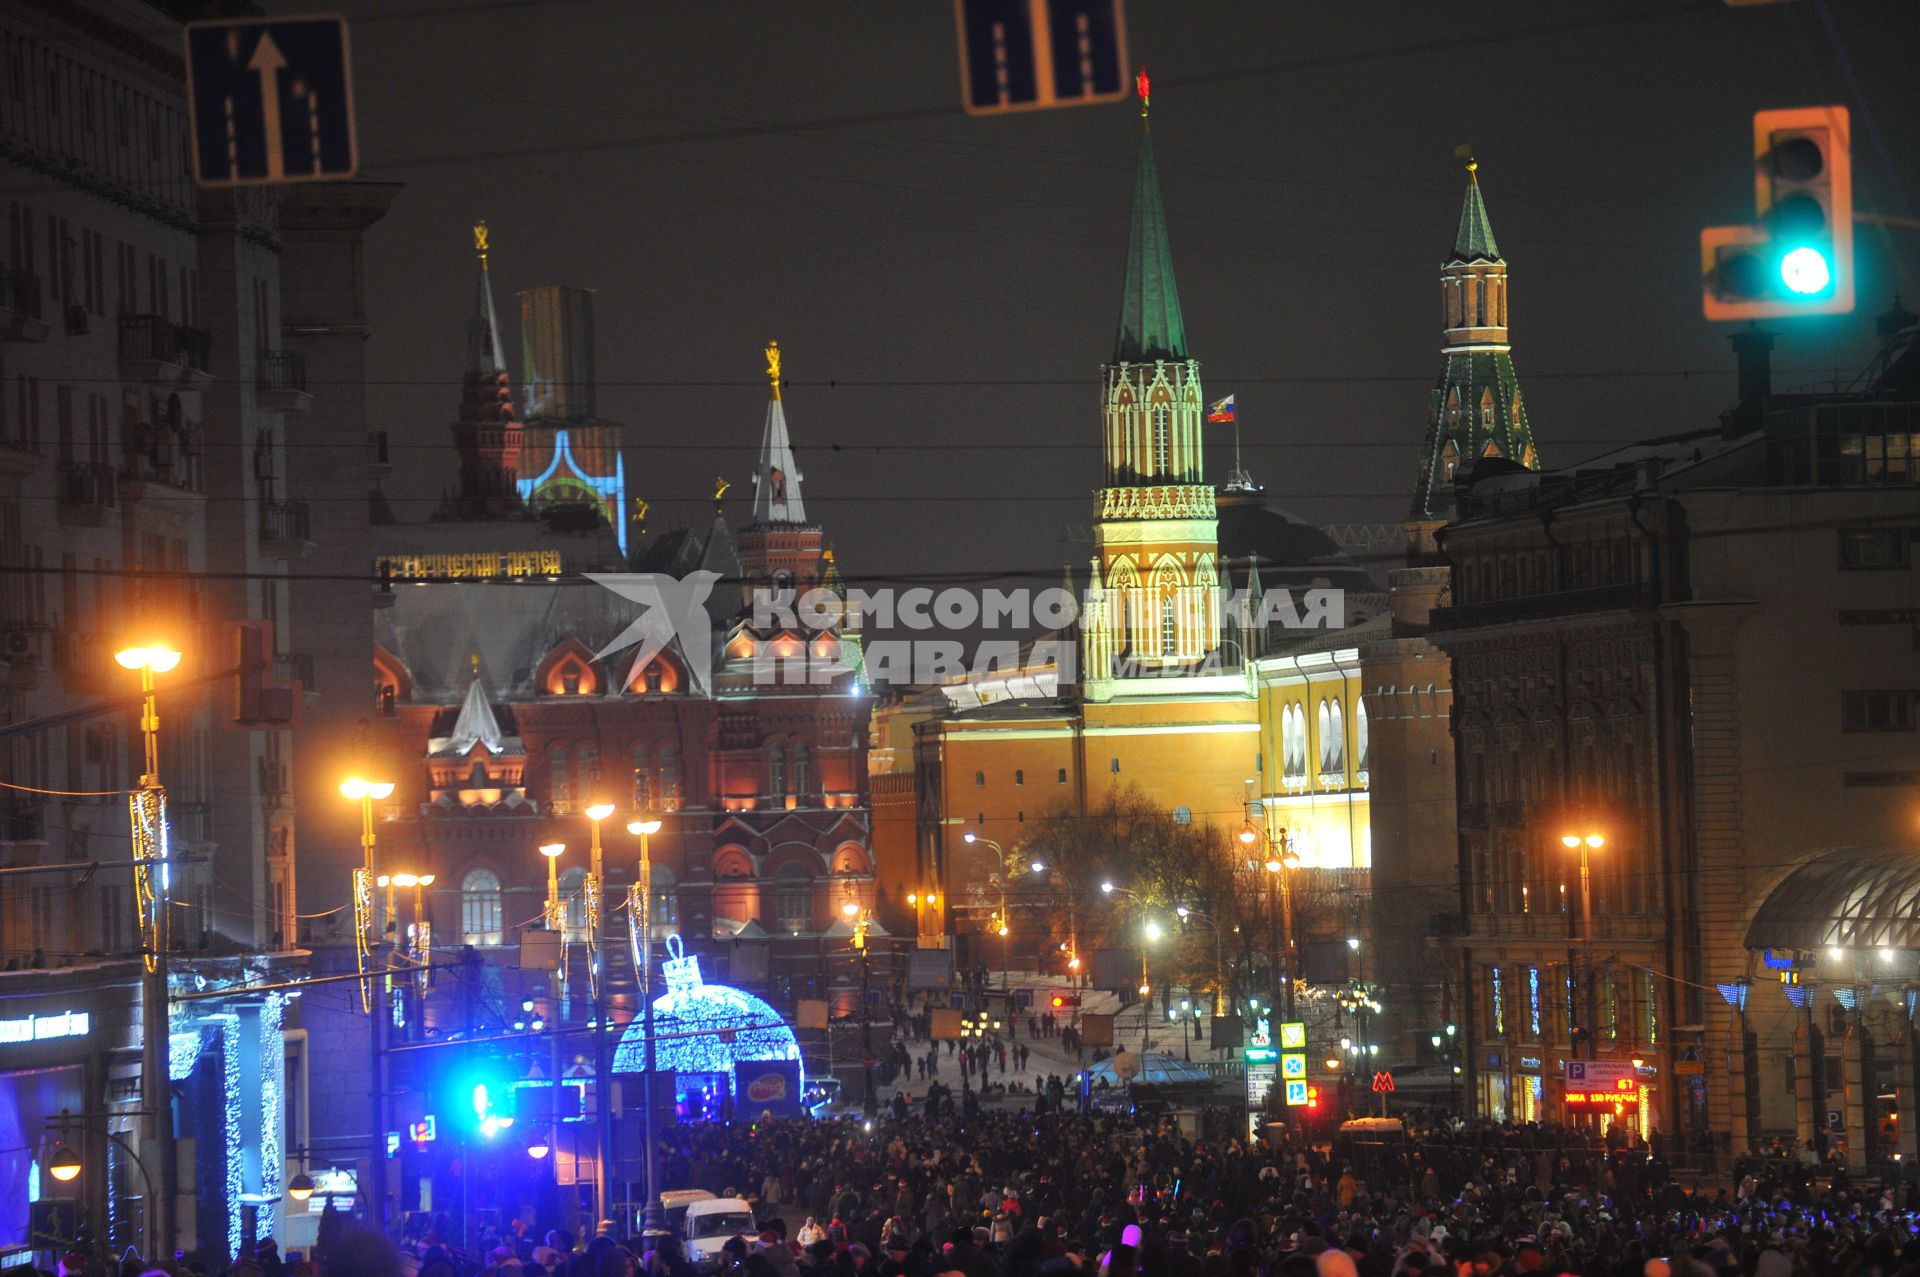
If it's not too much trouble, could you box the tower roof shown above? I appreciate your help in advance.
[752,341,807,526]
[1448,167,1502,264]
[1113,71,1187,364]
[443,677,507,756]
[468,221,508,374]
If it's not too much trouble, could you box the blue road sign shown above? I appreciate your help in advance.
[185,16,357,188]
[954,0,1128,117]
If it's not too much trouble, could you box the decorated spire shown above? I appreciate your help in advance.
[468,220,508,374]
[1113,68,1187,364]
[1449,159,1502,264]
[751,341,807,526]
[446,677,505,756]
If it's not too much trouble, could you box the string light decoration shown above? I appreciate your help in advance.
[220,1015,243,1260]
[612,935,802,1097]
[352,868,375,1012]
[128,788,168,970]
[257,992,285,1241]
[583,873,602,1000]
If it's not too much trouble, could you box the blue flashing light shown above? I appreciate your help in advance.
[1781,246,1831,295]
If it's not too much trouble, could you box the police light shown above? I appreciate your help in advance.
[1702,106,1854,319]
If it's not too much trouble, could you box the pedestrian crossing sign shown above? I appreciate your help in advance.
[1284,1078,1309,1107]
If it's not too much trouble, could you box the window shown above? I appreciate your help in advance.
[1110,758,1120,774]
[775,863,812,933]
[1160,596,1177,656]
[793,744,811,798]
[1014,769,1024,786]
[1356,699,1370,775]
[1327,700,1345,771]
[1172,805,1192,825]
[1843,691,1914,733]
[1151,404,1170,473]
[578,744,600,788]
[559,866,587,940]
[658,745,680,810]
[975,771,985,787]
[460,869,503,944]
[769,742,786,796]
[1057,768,1067,784]
[549,746,570,808]
[1838,528,1911,569]
[631,744,651,809]
[649,865,679,932]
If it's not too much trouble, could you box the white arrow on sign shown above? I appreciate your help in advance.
[246,32,288,182]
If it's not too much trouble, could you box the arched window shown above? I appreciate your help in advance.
[1475,276,1486,325]
[768,742,786,797]
[975,771,985,787]
[631,743,651,810]
[559,866,587,940]
[1151,403,1170,473]
[1317,700,1333,772]
[1480,389,1494,428]
[461,868,502,944]
[793,743,811,798]
[1328,700,1346,772]
[658,745,680,810]
[549,746,570,809]
[1160,595,1177,656]
[578,744,600,789]
[1356,698,1370,776]
[775,863,812,933]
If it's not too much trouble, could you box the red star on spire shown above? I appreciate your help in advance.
[1136,67,1150,106]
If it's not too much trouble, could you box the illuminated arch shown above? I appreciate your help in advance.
[536,637,601,697]
[373,643,412,709]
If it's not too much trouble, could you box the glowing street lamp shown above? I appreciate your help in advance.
[48,1144,81,1183]
[1561,827,1605,1062]
[287,1168,315,1202]
[625,810,665,1234]
[525,1131,552,1160]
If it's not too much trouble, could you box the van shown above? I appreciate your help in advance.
[652,1189,715,1238]
[683,1196,757,1272]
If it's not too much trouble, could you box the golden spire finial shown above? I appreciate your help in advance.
[764,340,782,401]
[713,475,731,506]
[1453,142,1477,181]
[473,220,490,269]
[469,651,480,676]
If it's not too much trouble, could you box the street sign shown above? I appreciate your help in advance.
[1080,1012,1115,1047]
[953,0,1129,117]
[1565,1060,1636,1088]
[1371,1071,1396,1093]
[185,15,358,188]
[1827,1109,1844,1131]
[1281,1052,1307,1080]
[1279,1020,1307,1050]
[1246,1050,1279,1132]
[1284,1078,1309,1107]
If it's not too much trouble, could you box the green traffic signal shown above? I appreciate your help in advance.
[1780,246,1832,296]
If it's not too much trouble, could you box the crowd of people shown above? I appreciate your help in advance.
[36,1103,1920,1277]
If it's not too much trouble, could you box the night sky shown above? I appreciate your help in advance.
[338,0,1920,593]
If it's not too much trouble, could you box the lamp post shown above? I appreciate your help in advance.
[843,901,877,1116]
[963,832,1012,989]
[1025,857,1080,990]
[1247,823,1300,1020]
[1561,829,1605,1063]
[43,1110,163,1256]
[340,774,396,1235]
[577,802,616,1230]
[115,641,180,1260]
[626,814,663,1233]
[1175,904,1227,1020]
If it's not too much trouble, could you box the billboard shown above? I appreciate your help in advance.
[1091,948,1139,993]
[908,948,954,991]
[734,1060,803,1118]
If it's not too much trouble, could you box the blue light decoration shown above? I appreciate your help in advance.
[1785,983,1810,1009]
[1833,986,1860,1012]
[515,429,628,554]
[220,1015,243,1261]
[256,992,285,1243]
[1716,982,1750,1013]
[612,935,803,1101]
[1527,967,1542,1037]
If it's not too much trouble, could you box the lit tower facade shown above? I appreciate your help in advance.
[451,221,524,516]
[516,283,629,554]
[1409,162,1538,559]
[736,341,825,594]
[1082,73,1220,696]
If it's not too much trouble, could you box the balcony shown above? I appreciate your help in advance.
[121,436,202,497]
[118,315,213,389]
[0,269,48,343]
[256,351,312,412]
[258,500,315,559]
[58,462,119,527]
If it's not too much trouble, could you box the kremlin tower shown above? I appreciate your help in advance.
[1080,71,1223,696]
[1408,162,1538,560]
[449,221,524,516]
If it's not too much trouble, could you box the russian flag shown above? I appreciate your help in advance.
[1207,395,1236,423]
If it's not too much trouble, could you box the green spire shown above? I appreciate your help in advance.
[1113,116,1188,363]
[1449,166,1502,264]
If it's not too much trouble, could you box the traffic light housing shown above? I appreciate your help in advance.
[234,620,294,725]
[1703,106,1853,319]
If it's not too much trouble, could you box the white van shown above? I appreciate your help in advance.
[652,1189,716,1238]
[683,1196,757,1272]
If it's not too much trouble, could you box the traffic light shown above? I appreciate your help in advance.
[1702,106,1853,319]
[234,620,294,725]
[1049,993,1081,1010]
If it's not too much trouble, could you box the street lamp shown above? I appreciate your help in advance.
[539,842,566,929]
[1560,828,1605,1062]
[1262,836,1301,1018]
[525,1131,552,1160]
[116,640,182,1257]
[287,1169,315,1202]
[625,812,664,1233]
[48,1144,81,1184]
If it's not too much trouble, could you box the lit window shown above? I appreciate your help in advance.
[1152,404,1170,473]
[461,869,503,945]
[1161,596,1177,656]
